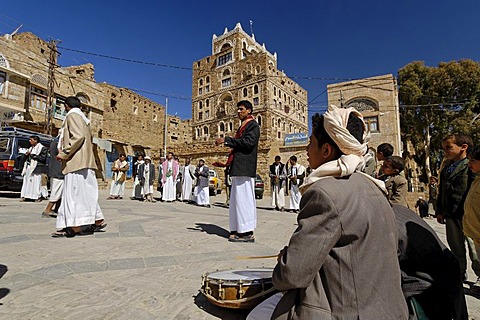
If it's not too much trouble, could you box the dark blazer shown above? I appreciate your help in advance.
[272,173,408,320]
[392,205,468,320]
[27,145,48,175]
[195,165,209,188]
[138,163,156,186]
[225,120,260,178]
[269,162,286,189]
[437,158,474,219]
[48,138,64,179]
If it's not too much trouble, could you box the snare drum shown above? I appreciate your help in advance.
[201,268,276,309]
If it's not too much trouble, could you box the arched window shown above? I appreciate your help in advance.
[206,99,209,107]
[243,88,248,97]
[274,87,276,95]
[199,79,203,86]
[199,101,203,109]
[274,99,277,108]
[223,69,230,77]
[289,124,293,133]
[257,115,262,127]
[206,76,210,83]
[254,85,259,95]
[219,122,225,132]
[76,92,90,104]
[229,122,233,131]
[203,126,209,135]
[277,119,281,127]
[272,117,275,127]
[196,128,200,138]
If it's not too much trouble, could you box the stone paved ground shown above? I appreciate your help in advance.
[0,188,479,319]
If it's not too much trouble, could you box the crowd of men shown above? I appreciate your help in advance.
[17,97,480,319]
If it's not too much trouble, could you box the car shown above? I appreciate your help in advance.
[0,127,52,191]
[255,174,264,199]
[208,169,221,196]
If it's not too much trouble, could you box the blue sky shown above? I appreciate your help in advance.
[1,0,479,120]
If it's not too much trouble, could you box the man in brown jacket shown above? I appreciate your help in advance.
[248,105,408,319]
[52,96,106,237]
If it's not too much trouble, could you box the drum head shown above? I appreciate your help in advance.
[207,268,273,285]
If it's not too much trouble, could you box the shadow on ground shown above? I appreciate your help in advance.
[0,264,10,305]
[0,191,20,198]
[193,292,249,320]
[187,223,230,239]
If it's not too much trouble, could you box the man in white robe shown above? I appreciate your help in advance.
[20,135,48,201]
[194,159,210,207]
[287,155,305,213]
[181,158,196,202]
[161,152,179,202]
[131,154,144,200]
[108,154,129,199]
[139,156,156,202]
[269,155,286,211]
[53,96,105,237]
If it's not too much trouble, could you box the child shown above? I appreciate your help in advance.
[376,143,394,178]
[463,146,480,267]
[381,156,408,207]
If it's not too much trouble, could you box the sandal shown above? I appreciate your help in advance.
[51,227,94,238]
[229,234,255,243]
[91,222,107,232]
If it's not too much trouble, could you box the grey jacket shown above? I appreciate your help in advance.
[138,163,155,186]
[195,165,209,188]
[272,173,408,320]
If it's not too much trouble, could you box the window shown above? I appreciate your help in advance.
[205,110,210,118]
[222,78,231,87]
[198,87,202,95]
[229,122,233,131]
[274,87,276,95]
[203,126,209,135]
[364,116,379,132]
[0,71,6,95]
[199,79,203,86]
[30,86,47,111]
[217,52,232,66]
[272,117,275,127]
[278,131,281,139]
[253,97,259,105]
[206,76,210,83]
[219,122,225,132]
[206,99,209,108]
[198,112,203,120]
[254,85,259,94]
[243,88,248,97]
[153,114,158,122]
[223,69,231,76]
[257,115,262,126]
[205,85,210,93]
[199,101,203,109]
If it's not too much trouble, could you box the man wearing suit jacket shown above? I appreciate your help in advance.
[393,204,468,320]
[269,155,286,211]
[53,96,106,237]
[194,159,210,207]
[436,133,480,285]
[215,100,260,243]
[248,105,408,320]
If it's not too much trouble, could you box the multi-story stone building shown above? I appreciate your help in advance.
[327,74,402,154]
[166,115,191,149]
[173,23,309,194]
[0,32,167,180]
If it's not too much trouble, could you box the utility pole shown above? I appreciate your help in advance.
[163,98,168,157]
[45,39,59,136]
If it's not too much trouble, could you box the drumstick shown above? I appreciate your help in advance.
[235,255,277,260]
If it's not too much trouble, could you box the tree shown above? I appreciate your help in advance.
[398,60,480,180]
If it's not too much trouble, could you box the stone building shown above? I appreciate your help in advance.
[166,115,192,149]
[173,23,309,194]
[327,74,402,154]
[0,32,167,181]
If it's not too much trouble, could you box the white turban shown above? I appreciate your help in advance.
[300,105,386,195]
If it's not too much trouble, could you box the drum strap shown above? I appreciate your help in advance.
[201,286,277,305]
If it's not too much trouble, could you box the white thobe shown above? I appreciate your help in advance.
[195,186,210,205]
[56,168,104,228]
[142,165,154,195]
[289,165,304,210]
[229,176,257,233]
[162,161,176,201]
[181,165,195,201]
[20,143,45,200]
[271,164,285,209]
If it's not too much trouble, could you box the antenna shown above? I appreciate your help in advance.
[249,20,254,36]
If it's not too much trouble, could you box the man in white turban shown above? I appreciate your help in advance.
[247,105,408,320]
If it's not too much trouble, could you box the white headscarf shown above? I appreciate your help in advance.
[300,105,386,195]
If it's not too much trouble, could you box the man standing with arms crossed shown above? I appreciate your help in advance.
[215,100,260,242]
[52,96,106,237]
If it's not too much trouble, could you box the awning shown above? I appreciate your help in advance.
[0,65,29,79]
